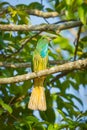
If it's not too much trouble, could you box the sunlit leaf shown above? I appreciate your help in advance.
[78,3,87,24]
[0,99,12,114]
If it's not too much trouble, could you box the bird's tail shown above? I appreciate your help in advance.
[28,78,46,111]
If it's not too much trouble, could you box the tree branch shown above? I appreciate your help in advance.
[0,21,82,32]
[26,9,60,18]
[0,9,61,18]
[0,62,31,68]
[0,60,68,68]
[0,58,87,84]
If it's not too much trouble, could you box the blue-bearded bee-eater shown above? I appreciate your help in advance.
[28,37,49,111]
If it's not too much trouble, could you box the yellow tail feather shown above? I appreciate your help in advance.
[28,86,46,111]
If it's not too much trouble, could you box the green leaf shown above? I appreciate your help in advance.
[25,116,38,123]
[68,94,83,106]
[40,108,55,123]
[55,1,65,12]
[53,36,74,54]
[46,108,55,123]
[65,7,75,19]
[65,0,72,6]
[48,124,54,130]
[34,125,46,130]
[77,0,83,5]
[78,3,87,24]
[0,2,9,8]
[0,99,12,114]
[28,2,43,10]
[58,109,66,119]
[0,109,4,115]
[48,124,58,130]
[46,8,54,12]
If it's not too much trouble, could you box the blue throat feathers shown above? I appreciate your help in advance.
[40,44,48,58]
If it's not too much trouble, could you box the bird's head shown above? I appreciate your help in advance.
[36,36,50,58]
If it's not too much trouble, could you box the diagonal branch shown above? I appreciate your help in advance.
[48,70,73,84]
[0,58,87,84]
[6,31,42,58]
[0,21,82,32]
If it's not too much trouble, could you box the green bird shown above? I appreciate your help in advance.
[28,37,49,111]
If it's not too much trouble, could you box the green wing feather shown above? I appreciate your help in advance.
[33,37,48,72]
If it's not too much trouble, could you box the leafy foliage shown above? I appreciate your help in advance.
[0,0,87,130]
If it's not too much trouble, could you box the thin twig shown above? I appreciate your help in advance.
[6,31,42,58]
[41,0,43,6]
[9,113,19,121]
[54,19,77,24]
[6,38,30,58]
[48,70,73,85]
[43,18,50,24]
[8,96,16,105]
[74,25,82,61]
